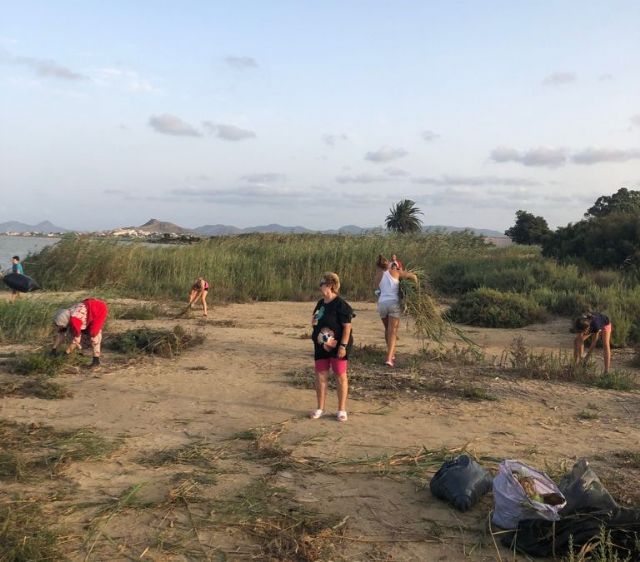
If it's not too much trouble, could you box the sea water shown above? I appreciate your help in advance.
[0,235,60,272]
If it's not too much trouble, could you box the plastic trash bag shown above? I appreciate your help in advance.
[558,458,617,516]
[502,507,640,558]
[492,460,566,529]
[429,454,493,512]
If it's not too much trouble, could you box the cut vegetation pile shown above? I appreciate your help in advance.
[103,325,204,357]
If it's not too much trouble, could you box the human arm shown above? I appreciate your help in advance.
[583,331,601,361]
[337,322,352,359]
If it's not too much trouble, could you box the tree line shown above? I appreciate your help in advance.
[505,188,640,269]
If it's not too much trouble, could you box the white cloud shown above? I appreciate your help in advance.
[422,130,440,142]
[322,133,348,146]
[2,50,87,81]
[384,167,409,177]
[225,56,258,69]
[542,71,577,86]
[240,173,286,183]
[93,67,157,92]
[336,173,391,184]
[149,114,201,137]
[203,122,256,141]
[630,115,640,129]
[413,174,540,187]
[572,147,640,165]
[172,185,306,205]
[365,146,408,163]
[491,146,568,168]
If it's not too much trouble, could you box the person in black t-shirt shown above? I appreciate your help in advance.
[310,272,354,422]
[574,312,612,373]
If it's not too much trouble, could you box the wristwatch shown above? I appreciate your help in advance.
[339,343,347,348]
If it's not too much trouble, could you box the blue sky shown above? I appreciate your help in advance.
[1,1,639,231]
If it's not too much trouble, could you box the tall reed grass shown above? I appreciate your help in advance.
[26,233,487,301]
[20,233,640,344]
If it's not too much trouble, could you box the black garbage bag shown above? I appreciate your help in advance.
[501,507,640,558]
[3,273,40,293]
[429,454,493,512]
[558,458,617,516]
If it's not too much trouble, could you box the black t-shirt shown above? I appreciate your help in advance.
[311,296,354,360]
[589,313,610,334]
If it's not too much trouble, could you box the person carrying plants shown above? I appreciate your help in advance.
[310,272,354,422]
[9,255,23,303]
[51,298,109,368]
[375,254,418,367]
[188,277,209,317]
[574,312,612,374]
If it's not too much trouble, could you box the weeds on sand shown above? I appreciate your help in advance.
[0,420,120,481]
[563,526,640,562]
[0,494,64,562]
[103,325,204,357]
[0,377,72,400]
[577,410,599,420]
[232,422,291,464]
[0,299,61,344]
[10,351,83,377]
[500,337,638,391]
[212,477,347,562]
[283,366,498,402]
[138,440,228,469]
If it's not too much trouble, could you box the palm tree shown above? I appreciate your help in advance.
[385,199,424,234]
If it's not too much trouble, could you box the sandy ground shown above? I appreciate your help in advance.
[1,299,639,561]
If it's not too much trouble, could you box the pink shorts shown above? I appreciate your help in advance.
[315,358,348,376]
[603,323,612,334]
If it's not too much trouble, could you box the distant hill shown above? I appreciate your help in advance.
[0,220,68,233]
[424,225,504,237]
[133,219,196,235]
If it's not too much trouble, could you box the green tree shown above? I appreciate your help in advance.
[585,187,640,218]
[385,199,423,234]
[505,210,551,244]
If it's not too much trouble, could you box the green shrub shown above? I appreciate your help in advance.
[449,288,547,328]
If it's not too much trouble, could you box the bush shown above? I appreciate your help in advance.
[448,288,547,328]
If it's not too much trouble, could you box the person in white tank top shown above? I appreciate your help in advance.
[375,254,418,367]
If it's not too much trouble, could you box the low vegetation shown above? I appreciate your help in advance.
[103,325,204,357]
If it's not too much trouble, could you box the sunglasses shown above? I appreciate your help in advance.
[319,281,328,287]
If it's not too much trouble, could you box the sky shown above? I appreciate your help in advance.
[1,1,640,232]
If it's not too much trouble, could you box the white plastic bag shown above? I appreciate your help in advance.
[492,460,566,529]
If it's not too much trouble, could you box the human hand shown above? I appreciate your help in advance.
[337,346,346,359]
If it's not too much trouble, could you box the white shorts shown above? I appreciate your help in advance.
[377,300,401,319]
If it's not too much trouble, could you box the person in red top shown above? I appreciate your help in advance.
[52,298,109,368]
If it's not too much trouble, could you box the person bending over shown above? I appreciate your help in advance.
[52,298,109,368]
[574,312,612,374]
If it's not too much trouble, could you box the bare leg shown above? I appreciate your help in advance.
[602,329,611,373]
[386,317,400,363]
[573,334,586,365]
[314,371,329,411]
[336,373,349,412]
[188,290,198,308]
[201,291,208,316]
[381,317,389,347]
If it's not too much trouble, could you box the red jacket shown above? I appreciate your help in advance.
[68,298,109,337]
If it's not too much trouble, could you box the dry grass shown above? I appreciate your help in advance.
[0,494,64,562]
[0,377,72,400]
[0,420,120,481]
[103,325,205,358]
[212,477,347,562]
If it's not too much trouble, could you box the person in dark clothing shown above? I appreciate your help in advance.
[574,312,612,373]
[309,272,354,422]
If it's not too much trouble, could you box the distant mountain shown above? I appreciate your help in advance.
[193,223,504,237]
[133,219,196,235]
[0,220,68,233]
[424,225,505,237]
